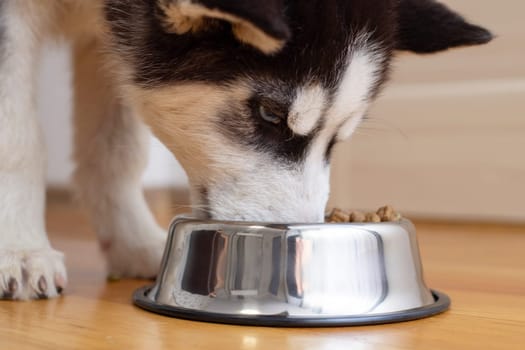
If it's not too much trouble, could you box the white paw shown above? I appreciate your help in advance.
[0,248,67,300]
[103,226,167,279]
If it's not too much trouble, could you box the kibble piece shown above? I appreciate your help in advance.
[377,205,403,222]
[376,205,396,222]
[349,211,366,222]
[333,208,350,222]
[365,212,382,223]
[327,208,350,222]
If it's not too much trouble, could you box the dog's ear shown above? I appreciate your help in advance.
[158,0,291,54]
[396,0,492,53]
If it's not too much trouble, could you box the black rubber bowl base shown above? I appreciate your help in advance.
[133,286,450,327]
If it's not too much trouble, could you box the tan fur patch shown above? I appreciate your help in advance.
[126,82,252,181]
[160,1,285,54]
[231,21,285,55]
[159,0,206,34]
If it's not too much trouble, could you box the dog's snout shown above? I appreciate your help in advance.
[201,177,329,223]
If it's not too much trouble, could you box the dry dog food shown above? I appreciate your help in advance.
[326,205,402,223]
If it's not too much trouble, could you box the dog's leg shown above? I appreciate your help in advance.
[0,2,67,299]
[72,39,166,279]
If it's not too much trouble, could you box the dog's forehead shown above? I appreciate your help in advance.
[279,0,395,144]
[107,0,395,87]
[107,0,394,165]
[288,42,386,138]
[224,0,395,86]
[267,0,394,82]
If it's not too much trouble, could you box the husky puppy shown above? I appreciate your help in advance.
[0,0,491,299]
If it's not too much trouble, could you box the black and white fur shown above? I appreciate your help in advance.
[0,0,491,299]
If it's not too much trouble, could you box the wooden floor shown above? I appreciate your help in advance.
[1,199,524,350]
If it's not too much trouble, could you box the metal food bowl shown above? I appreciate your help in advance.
[133,217,450,327]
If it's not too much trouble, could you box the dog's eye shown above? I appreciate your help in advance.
[258,105,283,125]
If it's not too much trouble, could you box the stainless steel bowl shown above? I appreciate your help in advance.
[133,217,449,326]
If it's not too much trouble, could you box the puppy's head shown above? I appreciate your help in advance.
[105,0,491,222]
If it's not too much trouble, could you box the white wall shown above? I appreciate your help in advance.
[39,43,189,188]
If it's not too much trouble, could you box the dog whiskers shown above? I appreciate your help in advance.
[170,204,214,218]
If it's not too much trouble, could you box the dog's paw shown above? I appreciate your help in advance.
[103,226,167,280]
[0,248,67,300]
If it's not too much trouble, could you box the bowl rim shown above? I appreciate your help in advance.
[169,215,413,230]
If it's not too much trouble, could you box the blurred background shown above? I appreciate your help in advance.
[40,0,524,223]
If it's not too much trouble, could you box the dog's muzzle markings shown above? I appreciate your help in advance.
[0,0,491,299]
